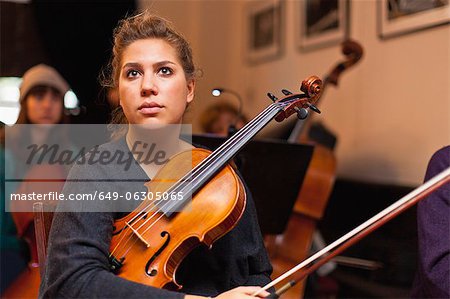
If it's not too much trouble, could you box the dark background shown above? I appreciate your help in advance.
[1,0,136,124]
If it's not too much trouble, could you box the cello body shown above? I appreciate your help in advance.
[268,145,336,298]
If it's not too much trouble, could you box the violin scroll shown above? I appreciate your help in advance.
[274,75,323,122]
[301,75,322,104]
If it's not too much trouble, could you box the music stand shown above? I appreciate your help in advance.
[192,134,314,235]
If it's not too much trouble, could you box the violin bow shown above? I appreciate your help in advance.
[256,166,450,298]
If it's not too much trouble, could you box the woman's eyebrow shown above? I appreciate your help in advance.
[122,62,141,69]
[122,61,176,71]
[153,60,176,69]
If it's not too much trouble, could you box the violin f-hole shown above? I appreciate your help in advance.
[145,231,171,276]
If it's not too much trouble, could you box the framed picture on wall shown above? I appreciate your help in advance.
[297,0,349,51]
[246,0,283,63]
[378,0,450,39]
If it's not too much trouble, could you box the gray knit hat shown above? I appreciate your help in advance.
[20,64,70,102]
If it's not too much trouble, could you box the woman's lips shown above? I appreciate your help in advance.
[138,102,163,115]
[40,116,55,121]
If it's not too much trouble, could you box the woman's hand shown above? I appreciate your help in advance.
[185,286,270,299]
[214,286,270,298]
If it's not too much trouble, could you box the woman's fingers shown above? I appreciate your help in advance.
[215,286,271,298]
[240,286,270,297]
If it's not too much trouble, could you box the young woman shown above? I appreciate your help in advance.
[1,64,70,294]
[39,12,272,299]
[16,64,70,125]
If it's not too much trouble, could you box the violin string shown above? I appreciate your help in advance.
[111,103,281,257]
[112,100,294,258]
[109,209,156,257]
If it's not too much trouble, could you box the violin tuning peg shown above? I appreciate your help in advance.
[267,93,278,102]
[281,89,293,95]
[294,107,308,120]
[308,104,321,114]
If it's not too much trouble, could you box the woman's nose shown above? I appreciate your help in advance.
[141,75,158,97]
[42,93,55,109]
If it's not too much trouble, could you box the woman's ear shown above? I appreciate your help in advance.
[108,87,120,108]
[186,79,195,104]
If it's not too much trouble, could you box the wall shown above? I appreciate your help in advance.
[141,0,450,186]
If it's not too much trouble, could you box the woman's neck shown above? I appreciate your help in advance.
[125,124,192,179]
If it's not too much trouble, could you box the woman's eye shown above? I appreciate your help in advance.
[126,70,140,78]
[158,67,173,76]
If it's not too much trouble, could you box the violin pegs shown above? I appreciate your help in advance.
[281,89,293,95]
[308,104,321,114]
[267,93,278,102]
[294,107,308,120]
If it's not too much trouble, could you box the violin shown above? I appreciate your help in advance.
[108,76,323,289]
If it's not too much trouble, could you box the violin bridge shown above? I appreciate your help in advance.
[126,221,150,248]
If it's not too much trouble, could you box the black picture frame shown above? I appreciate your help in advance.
[378,0,450,39]
[246,0,283,63]
[298,0,349,51]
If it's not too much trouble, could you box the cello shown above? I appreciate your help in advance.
[266,39,364,298]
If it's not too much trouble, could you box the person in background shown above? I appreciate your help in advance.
[199,102,247,137]
[1,64,70,294]
[411,145,450,298]
[15,64,70,125]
